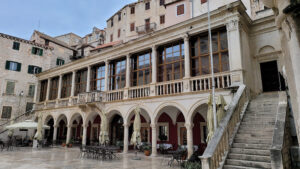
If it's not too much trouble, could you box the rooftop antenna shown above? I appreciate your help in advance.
[207,0,217,130]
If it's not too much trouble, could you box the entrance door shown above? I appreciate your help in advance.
[179,127,187,145]
[260,61,281,92]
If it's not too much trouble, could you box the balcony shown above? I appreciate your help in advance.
[34,71,241,111]
[136,23,156,34]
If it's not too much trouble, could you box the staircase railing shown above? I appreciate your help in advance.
[270,92,292,169]
[200,84,249,169]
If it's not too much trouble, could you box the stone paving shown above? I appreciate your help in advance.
[0,147,180,169]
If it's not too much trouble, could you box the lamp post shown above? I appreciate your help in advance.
[207,0,217,129]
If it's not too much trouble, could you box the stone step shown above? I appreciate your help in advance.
[243,117,275,122]
[241,121,275,126]
[223,165,262,169]
[244,112,277,116]
[239,125,274,129]
[235,133,272,139]
[237,129,274,134]
[232,143,271,149]
[226,159,271,169]
[230,148,270,156]
[234,138,272,144]
[228,153,271,162]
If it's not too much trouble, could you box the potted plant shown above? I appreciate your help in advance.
[62,142,66,147]
[142,144,151,156]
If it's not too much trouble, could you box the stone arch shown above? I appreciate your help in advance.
[43,113,54,125]
[84,111,101,126]
[125,105,152,125]
[258,45,275,55]
[69,112,84,126]
[153,102,187,125]
[56,114,68,126]
[187,99,209,124]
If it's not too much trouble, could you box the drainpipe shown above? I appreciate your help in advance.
[190,0,194,18]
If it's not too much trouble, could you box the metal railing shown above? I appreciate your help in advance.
[136,23,156,34]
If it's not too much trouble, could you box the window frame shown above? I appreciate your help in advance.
[109,59,126,90]
[130,6,135,14]
[90,64,106,92]
[28,65,42,74]
[131,51,152,87]
[160,0,165,6]
[1,106,12,119]
[176,4,185,16]
[12,42,20,50]
[56,58,65,66]
[160,15,165,24]
[74,69,88,96]
[39,80,48,102]
[61,73,72,98]
[5,81,15,95]
[130,23,135,32]
[49,76,59,100]
[145,2,150,10]
[31,47,43,56]
[118,29,121,38]
[6,61,21,72]
[28,84,35,97]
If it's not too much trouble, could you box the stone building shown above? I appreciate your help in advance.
[32,0,296,167]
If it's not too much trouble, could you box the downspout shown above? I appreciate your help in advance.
[190,0,194,18]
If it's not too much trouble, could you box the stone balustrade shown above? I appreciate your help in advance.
[156,80,184,96]
[128,85,150,99]
[200,84,249,169]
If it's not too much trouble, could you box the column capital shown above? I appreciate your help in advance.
[183,33,189,41]
[185,123,194,129]
[53,125,59,128]
[225,18,241,32]
[67,125,72,128]
[150,123,157,128]
[59,74,63,78]
[82,124,88,128]
[123,123,129,127]
[126,54,131,58]
[151,45,157,50]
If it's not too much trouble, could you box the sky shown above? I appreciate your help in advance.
[0,0,136,40]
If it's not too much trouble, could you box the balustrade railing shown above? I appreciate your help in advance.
[87,91,104,102]
[106,90,124,102]
[58,98,69,107]
[156,80,184,96]
[129,85,150,99]
[71,97,78,105]
[190,72,231,92]
[136,23,156,34]
[35,103,45,110]
[46,101,56,109]
[200,84,249,169]
[78,93,88,104]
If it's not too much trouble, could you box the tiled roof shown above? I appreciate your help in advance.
[0,32,53,50]
[34,30,76,51]
[91,40,123,51]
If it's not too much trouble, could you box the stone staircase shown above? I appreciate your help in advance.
[223,92,279,169]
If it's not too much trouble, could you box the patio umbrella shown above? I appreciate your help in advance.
[206,94,214,143]
[216,95,227,125]
[99,111,109,145]
[130,107,141,146]
[34,113,43,141]
[6,120,50,130]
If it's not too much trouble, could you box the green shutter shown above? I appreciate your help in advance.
[56,58,59,65]
[62,60,65,65]
[5,61,10,70]
[39,49,43,56]
[31,47,35,54]
[28,65,33,74]
[39,67,42,73]
[17,62,21,72]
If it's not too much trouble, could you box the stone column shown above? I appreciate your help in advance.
[82,125,88,146]
[66,125,72,144]
[151,123,157,157]
[125,54,131,88]
[46,78,51,101]
[226,18,243,84]
[184,34,191,79]
[33,81,40,103]
[86,66,91,92]
[57,75,63,99]
[151,45,157,84]
[185,123,194,158]
[104,60,109,91]
[123,123,129,153]
[71,70,76,97]
[53,125,58,144]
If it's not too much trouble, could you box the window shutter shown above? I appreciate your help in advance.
[31,47,35,54]
[62,60,65,65]
[6,81,15,94]
[39,49,43,56]
[39,67,42,73]
[5,61,10,70]
[28,65,33,74]
[17,63,21,72]
[56,59,59,65]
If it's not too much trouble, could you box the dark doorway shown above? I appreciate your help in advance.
[110,115,124,145]
[260,61,285,92]
[45,119,54,143]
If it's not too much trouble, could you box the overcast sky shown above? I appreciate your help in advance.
[0,0,136,39]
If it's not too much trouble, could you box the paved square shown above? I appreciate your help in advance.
[0,147,180,169]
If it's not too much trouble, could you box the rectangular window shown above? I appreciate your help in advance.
[158,42,185,82]
[61,73,72,98]
[75,69,87,96]
[28,65,42,74]
[160,0,165,6]
[49,77,59,100]
[130,23,135,32]
[160,15,165,24]
[201,0,207,4]
[45,40,49,46]
[131,6,135,14]
[56,58,65,66]
[109,59,126,90]
[90,64,106,91]
[145,2,150,10]
[5,61,21,72]
[1,106,12,119]
[177,4,185,15]
[118,29,121,38]
[12,42,20,50]
[39,80,48,102]
[190,28,229,77]
[26,103,34,113]
[31,47,43,56]
[131,51,152,86]
[6,81,15,95]
[111,19,114,27]
[110,34,113,42]
[28,84,35,97]
[118,13,121,21]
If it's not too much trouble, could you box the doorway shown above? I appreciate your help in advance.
[260,60,284,92]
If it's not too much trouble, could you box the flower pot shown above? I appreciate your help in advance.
[68,144,72,148]
[144,150,151,156]
[62,143,66,147]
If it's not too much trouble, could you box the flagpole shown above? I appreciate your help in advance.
[207,0,217,130]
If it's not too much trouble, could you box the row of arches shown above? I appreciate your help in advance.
[43,103,208,156]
